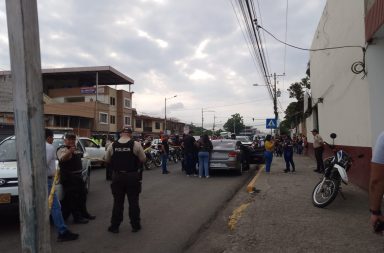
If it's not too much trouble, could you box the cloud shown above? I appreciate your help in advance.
[0,0,327,131]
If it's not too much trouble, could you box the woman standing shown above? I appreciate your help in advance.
[264,135,275,173]
[283,135,296,173]
[198,134,213,178]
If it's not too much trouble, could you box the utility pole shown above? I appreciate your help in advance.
[270,72,284,120]
[201,108,204,130]
[6,0,51,252]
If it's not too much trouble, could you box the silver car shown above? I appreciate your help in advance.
[209,139,243,174]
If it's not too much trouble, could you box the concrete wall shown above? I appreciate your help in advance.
[308,0,370,147]
[366,37,384,145]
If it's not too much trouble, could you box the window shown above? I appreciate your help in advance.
[124,116,131,126]
[99,112,108,124]
[110,115,116,124]
[124,98,131,108]
[110,97,116,106]
[136,119,142,128]
[155,121,161,129]
[313,105,319,131]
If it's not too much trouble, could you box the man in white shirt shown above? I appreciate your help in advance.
[369,131,384,233]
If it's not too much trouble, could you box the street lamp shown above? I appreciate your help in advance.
[164,95,177,134]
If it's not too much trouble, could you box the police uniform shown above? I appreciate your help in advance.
[57,143,91,223]
[105,128,146,233]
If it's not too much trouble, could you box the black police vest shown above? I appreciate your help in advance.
[111,140,139,172]
[57,145,83,174]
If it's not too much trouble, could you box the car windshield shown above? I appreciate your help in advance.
[79,139,99,148]
[0,138,17,161]
[212,140,236,150]
[236,136,250,142]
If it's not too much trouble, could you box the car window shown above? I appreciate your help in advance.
[236,136,250,142]
[80,139,99,148]
[212,140,236,150]
[0,139,16,161]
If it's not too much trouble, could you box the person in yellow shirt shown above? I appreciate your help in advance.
[264,134,275,173]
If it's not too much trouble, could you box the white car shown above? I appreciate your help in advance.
[236,136,253,146]
[77,137,106,168]
[0,135,91,207]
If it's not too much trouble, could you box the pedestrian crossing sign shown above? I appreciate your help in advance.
[266,118,277,129]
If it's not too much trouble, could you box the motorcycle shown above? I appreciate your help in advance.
[312,133,354,208]
[168,146,182,163]
[143,146,162,169]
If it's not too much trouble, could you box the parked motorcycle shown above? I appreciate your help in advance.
[143,146,162,169]
[168,146,182,163]
[312,133,354,208]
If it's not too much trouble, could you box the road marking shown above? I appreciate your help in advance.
[247,165,264,193]
[228,202,250,231]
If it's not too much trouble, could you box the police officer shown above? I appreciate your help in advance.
[105,127,146,234]
[57,133,95,224]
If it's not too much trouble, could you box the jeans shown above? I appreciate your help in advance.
[264,151,273,173]
[48,178,68,235]
[283,151,295,171]
[161,153,168,173]
[198,151,210,177]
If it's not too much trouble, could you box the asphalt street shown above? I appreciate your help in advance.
[0,161,255,253]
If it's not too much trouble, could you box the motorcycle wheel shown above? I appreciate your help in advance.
[312,178,340,208]
[145,160,154,170]
[154,155,162,167]
[173,155,178,163]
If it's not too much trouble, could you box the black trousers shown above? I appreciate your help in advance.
[314,147,324,171]
[110,171,141,229]
[61,174,88,220]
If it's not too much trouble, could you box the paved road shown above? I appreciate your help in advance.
[187,155,384,253]
[0,162,256,253]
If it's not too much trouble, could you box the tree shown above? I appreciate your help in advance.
[223,113,245,135]
[282,76,311,130]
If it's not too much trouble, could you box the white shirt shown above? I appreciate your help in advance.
[46,142,57,177]
[372,131,384,164]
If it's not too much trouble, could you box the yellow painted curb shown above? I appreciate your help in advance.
[228,202,250,230]
[246,165,264,193]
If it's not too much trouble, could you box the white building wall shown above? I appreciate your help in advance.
[366,28,384,145]
[307,0,371,147]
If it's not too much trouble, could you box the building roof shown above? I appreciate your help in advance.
[0,66,134,92]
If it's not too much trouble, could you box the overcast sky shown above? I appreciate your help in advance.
[0,0,326,131]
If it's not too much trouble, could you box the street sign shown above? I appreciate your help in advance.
[266,118,277,129]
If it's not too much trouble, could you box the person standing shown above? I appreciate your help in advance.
[264,135,274,173]
[57,133,95,224]
[369,131,384,233]
[45,129,79,242]
[283,135,296,173]
[160,135,170,174]
[311,129,324,173]
[197,134,213,178]
[182,130,197,176]
[105,127,146,234]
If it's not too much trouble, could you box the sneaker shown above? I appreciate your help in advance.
[199,176,202,178]
[57,230,79,242]
[284,169,290,173]
[108,225,119,234]
[82,213,96,220]
[206,176,210,178]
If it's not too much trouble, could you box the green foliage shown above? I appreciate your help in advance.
[223,113,245,135]
[283,76,310,128]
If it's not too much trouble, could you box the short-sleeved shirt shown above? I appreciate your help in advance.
[162,139,169,154]
[265,141,274,152]
[313,134,324,149]
[372,131,384,164]
[182,135,196,153]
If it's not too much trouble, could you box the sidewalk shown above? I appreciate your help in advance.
[187,154,384,253]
